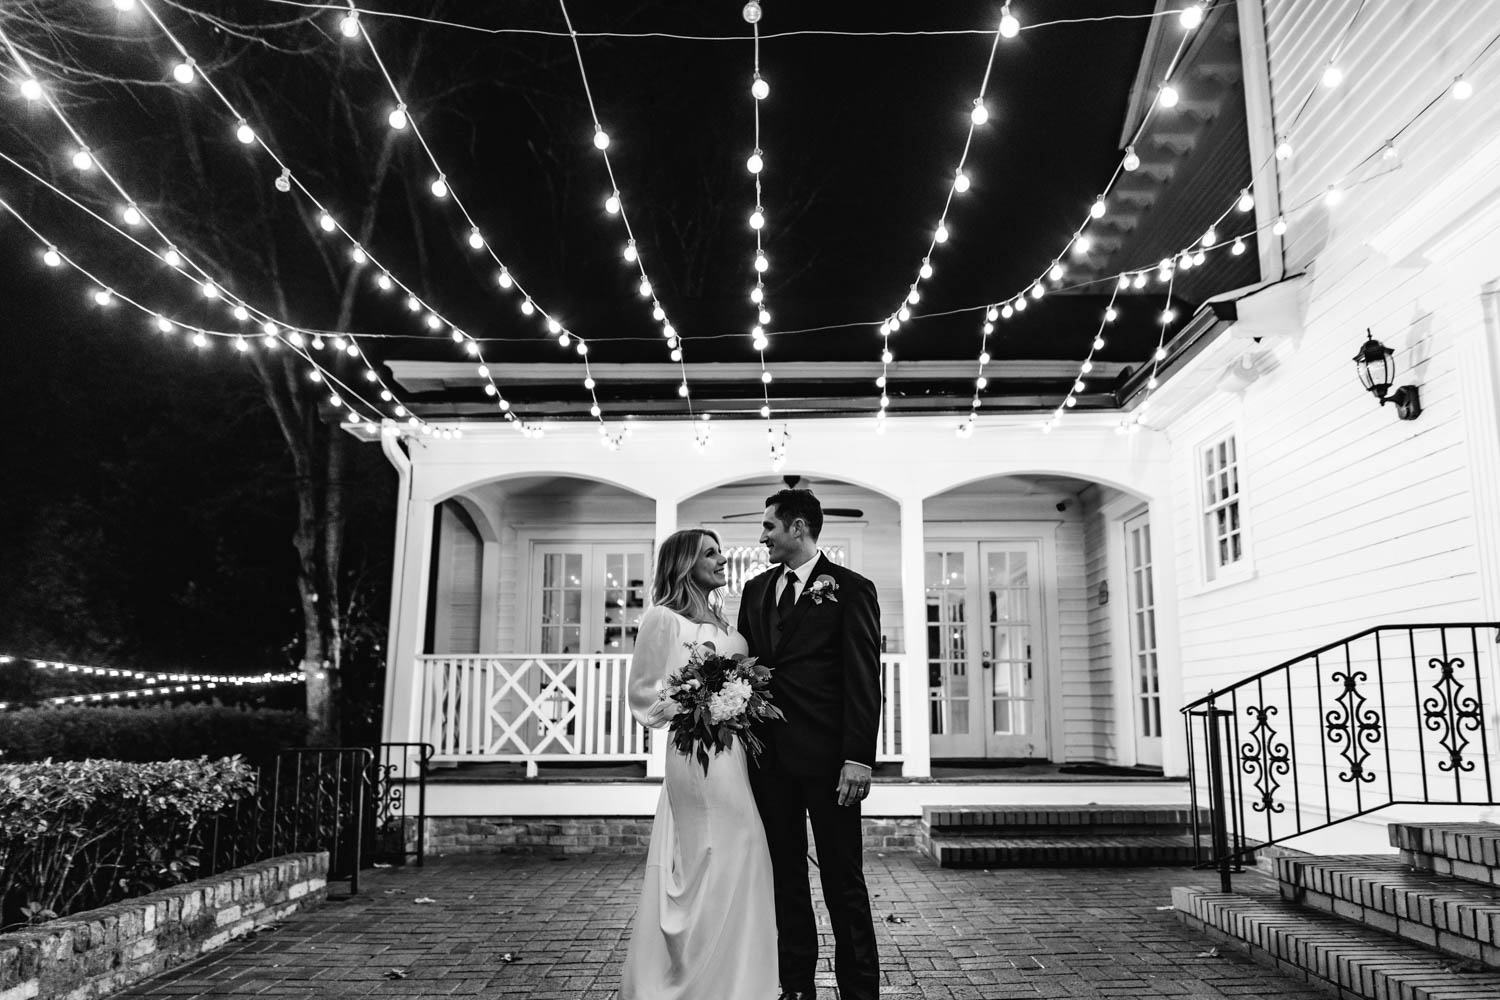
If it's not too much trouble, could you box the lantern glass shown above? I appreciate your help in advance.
[1354,336,1395,397]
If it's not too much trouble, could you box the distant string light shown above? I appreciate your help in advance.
[743,6,777,459]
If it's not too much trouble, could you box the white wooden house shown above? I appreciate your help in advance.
[354,0,1500,844]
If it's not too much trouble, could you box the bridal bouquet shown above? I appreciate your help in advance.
[660,641,784,775]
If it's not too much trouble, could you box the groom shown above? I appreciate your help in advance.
[739,488,881,1000]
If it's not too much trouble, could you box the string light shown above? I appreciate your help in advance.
[172,58,195,84]
[1180,4,1204,29]
[744,12,778,445]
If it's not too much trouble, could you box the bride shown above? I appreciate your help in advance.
[619,528,780,1000]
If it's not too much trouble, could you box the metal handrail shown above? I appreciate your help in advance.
[1180,623,1500,891]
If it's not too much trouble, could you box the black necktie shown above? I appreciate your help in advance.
[775,569,798,627]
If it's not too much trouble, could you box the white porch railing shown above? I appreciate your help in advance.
[418,653,908,766]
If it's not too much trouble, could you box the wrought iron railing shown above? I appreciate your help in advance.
[1182,623,1500,890]
[203,742,432,895]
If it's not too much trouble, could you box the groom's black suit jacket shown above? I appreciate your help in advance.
[737,554,883,776]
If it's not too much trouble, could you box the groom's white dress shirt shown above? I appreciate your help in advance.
[774,550,872,775]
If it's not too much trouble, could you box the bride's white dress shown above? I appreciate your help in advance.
[619,606,779,1000]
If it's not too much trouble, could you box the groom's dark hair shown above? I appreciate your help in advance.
[765,488,823,540]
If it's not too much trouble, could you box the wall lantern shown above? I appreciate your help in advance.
[1353,331,1421,420]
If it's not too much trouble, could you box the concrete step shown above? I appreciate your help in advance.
[1392,823,1500,888]
[923,804,1205,837]
[1175,880,1500,1000]
[1279,854,1500,968]
[929,833,1213,868]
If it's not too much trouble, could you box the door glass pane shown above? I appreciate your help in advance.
[1127,521,1161,740]
[985,549,1032,740]
[540,552,584,654]
[601,551,648,653]
[926,551,968,736]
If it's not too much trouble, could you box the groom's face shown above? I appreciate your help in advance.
[760,506,800,566]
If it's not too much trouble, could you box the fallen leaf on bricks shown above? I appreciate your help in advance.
[413,897,437,904]
[882,914,907,925]
[1196,947,1219,958]
[500,952,517,963]
[383,970,408,980]
[1155,905,1175,911]
[372,863,393,869]
[467,894,475,900]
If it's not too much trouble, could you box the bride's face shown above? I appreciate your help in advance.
[689,535,728,592]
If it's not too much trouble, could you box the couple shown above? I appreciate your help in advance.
[620,489,883,1000]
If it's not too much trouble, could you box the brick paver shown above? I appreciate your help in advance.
[116,852,1319,999]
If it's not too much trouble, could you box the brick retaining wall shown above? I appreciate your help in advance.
[426,816,923,855]
[0,852,327,1000]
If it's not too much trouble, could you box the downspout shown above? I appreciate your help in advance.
[379,427,413,743]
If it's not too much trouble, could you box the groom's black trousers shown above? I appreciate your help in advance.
[750,755,879,1000]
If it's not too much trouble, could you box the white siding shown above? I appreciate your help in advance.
[1080,489,1118,763]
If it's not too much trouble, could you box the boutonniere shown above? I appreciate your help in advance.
[806,574,839,605]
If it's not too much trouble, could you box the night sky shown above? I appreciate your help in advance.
[0,0,1203,668]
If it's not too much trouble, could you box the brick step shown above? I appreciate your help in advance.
[1175,881,1500,1000]
[928,833,1215,868]
[1277,854,1500,968]
[923,804,1205,837]
[1391,823,1500,888]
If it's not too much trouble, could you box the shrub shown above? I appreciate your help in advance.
[0,704,315,763]
[0,756,256,930]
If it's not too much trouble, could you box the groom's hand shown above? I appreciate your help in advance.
[836,761,872,806]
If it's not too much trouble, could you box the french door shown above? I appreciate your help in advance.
[1124,512,1163,767]
[530,543,650,655]
[925,540,1049,759]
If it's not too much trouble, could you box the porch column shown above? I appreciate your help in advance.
[645,495,679,778]
[382,494,437,745]
[898,492,932,777]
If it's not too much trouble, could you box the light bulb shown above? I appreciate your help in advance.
[750,285,764,304]
[593,126,610,150]
[623,240,637,263]
[1133,273,1148,289]
[907,288,920,305]
[1202,227,1217,247]
[1324,185,1343,208]
[761,371,773,384]
[1065,397,1077,408]
[1451,77,1473,100]
[173,59,196,84]
[72,148,94,171]
[678,383,689,398]
[1382,142,1398,160]
[468,228,484,250]
[451,328,464,342]
[1160,85,1179,108]
[193,332,208,348]
[761,405,771,418]
[318,212,336,232]
[576,342,588,356]
[339,9,360,36]
[1161,309,1176,324]
[1048,261,1064,282]
[1030,283,1045,300]
[1275,137,1293,160]
[986,307,999,322]
[1014,296,1028,311]
[1081,360,1094,374]
[388,105,408,130]
[93,289,113,307]
[747,150,764,174]
[976,376,988,389]
[755,251,769,272]
[405,295,421,312]
[934,223,949,243]
[262,321,277,336]
[1155,346,1167,361]
[201,280,218,299]
[881,350,893,364]
[1104,307,1118,322]
[638,278,652,298]
[1093,336,1105,350]
[979,352,991,365]
[546,318,562,335]
[42,247,62,267]
[425,314,442,331]
[233,305,250,321]
[275,169,291,193]
[897,306,911,322]
[1123,145,1140,171]
[751,74,770,100]
[1001,304,1014,319]
[521,299,535,316]
[1118,274,1131,289]
[1321,65,1343,88]
[1237,188,1255,212]
[1231,238,1246,256]
[20,79,42,101]
[671,349,683,362]
[919,261,933,279]
[1193,250,1206,266]
[497,268,513,289]
[758,308,771,324]
[749,208,765,230]
[879,394,890,408]
[653,305,666,321]
[1273,215,1287,235]
[753,337,768,351]
[235,121,255,144]
[970,100,989,125]
[156,316,173,333]
[605,193,620,214]
[122,204,143,226]
[290,332,306,347]
[954,170,971,193]
[1091,197,1106,219]
[234,337,249,352]
[1180,4,1203,29]
[999,4,1019,38]
[1075,235,1092,254]
[430,176,448,198]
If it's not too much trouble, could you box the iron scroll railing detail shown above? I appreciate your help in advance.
[1183,624,1499,892]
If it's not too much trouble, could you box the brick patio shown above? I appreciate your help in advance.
[116,852,1320,999]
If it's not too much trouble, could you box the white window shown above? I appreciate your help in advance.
[1201,434,1246,580]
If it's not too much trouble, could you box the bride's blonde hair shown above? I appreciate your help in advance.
[652,529,727,627]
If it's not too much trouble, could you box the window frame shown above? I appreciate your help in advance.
[1195,426,1256,589]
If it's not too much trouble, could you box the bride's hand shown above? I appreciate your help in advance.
[645,698,681,728]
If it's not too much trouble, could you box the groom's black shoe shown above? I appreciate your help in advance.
[776,992,814,1000]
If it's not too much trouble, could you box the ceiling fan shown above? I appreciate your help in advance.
[721,475,865,520]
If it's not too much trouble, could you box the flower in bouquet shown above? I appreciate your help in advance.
[661,641,784,775]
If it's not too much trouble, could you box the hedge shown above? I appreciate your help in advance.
[0,704,316,763]
[0,756,256,930]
